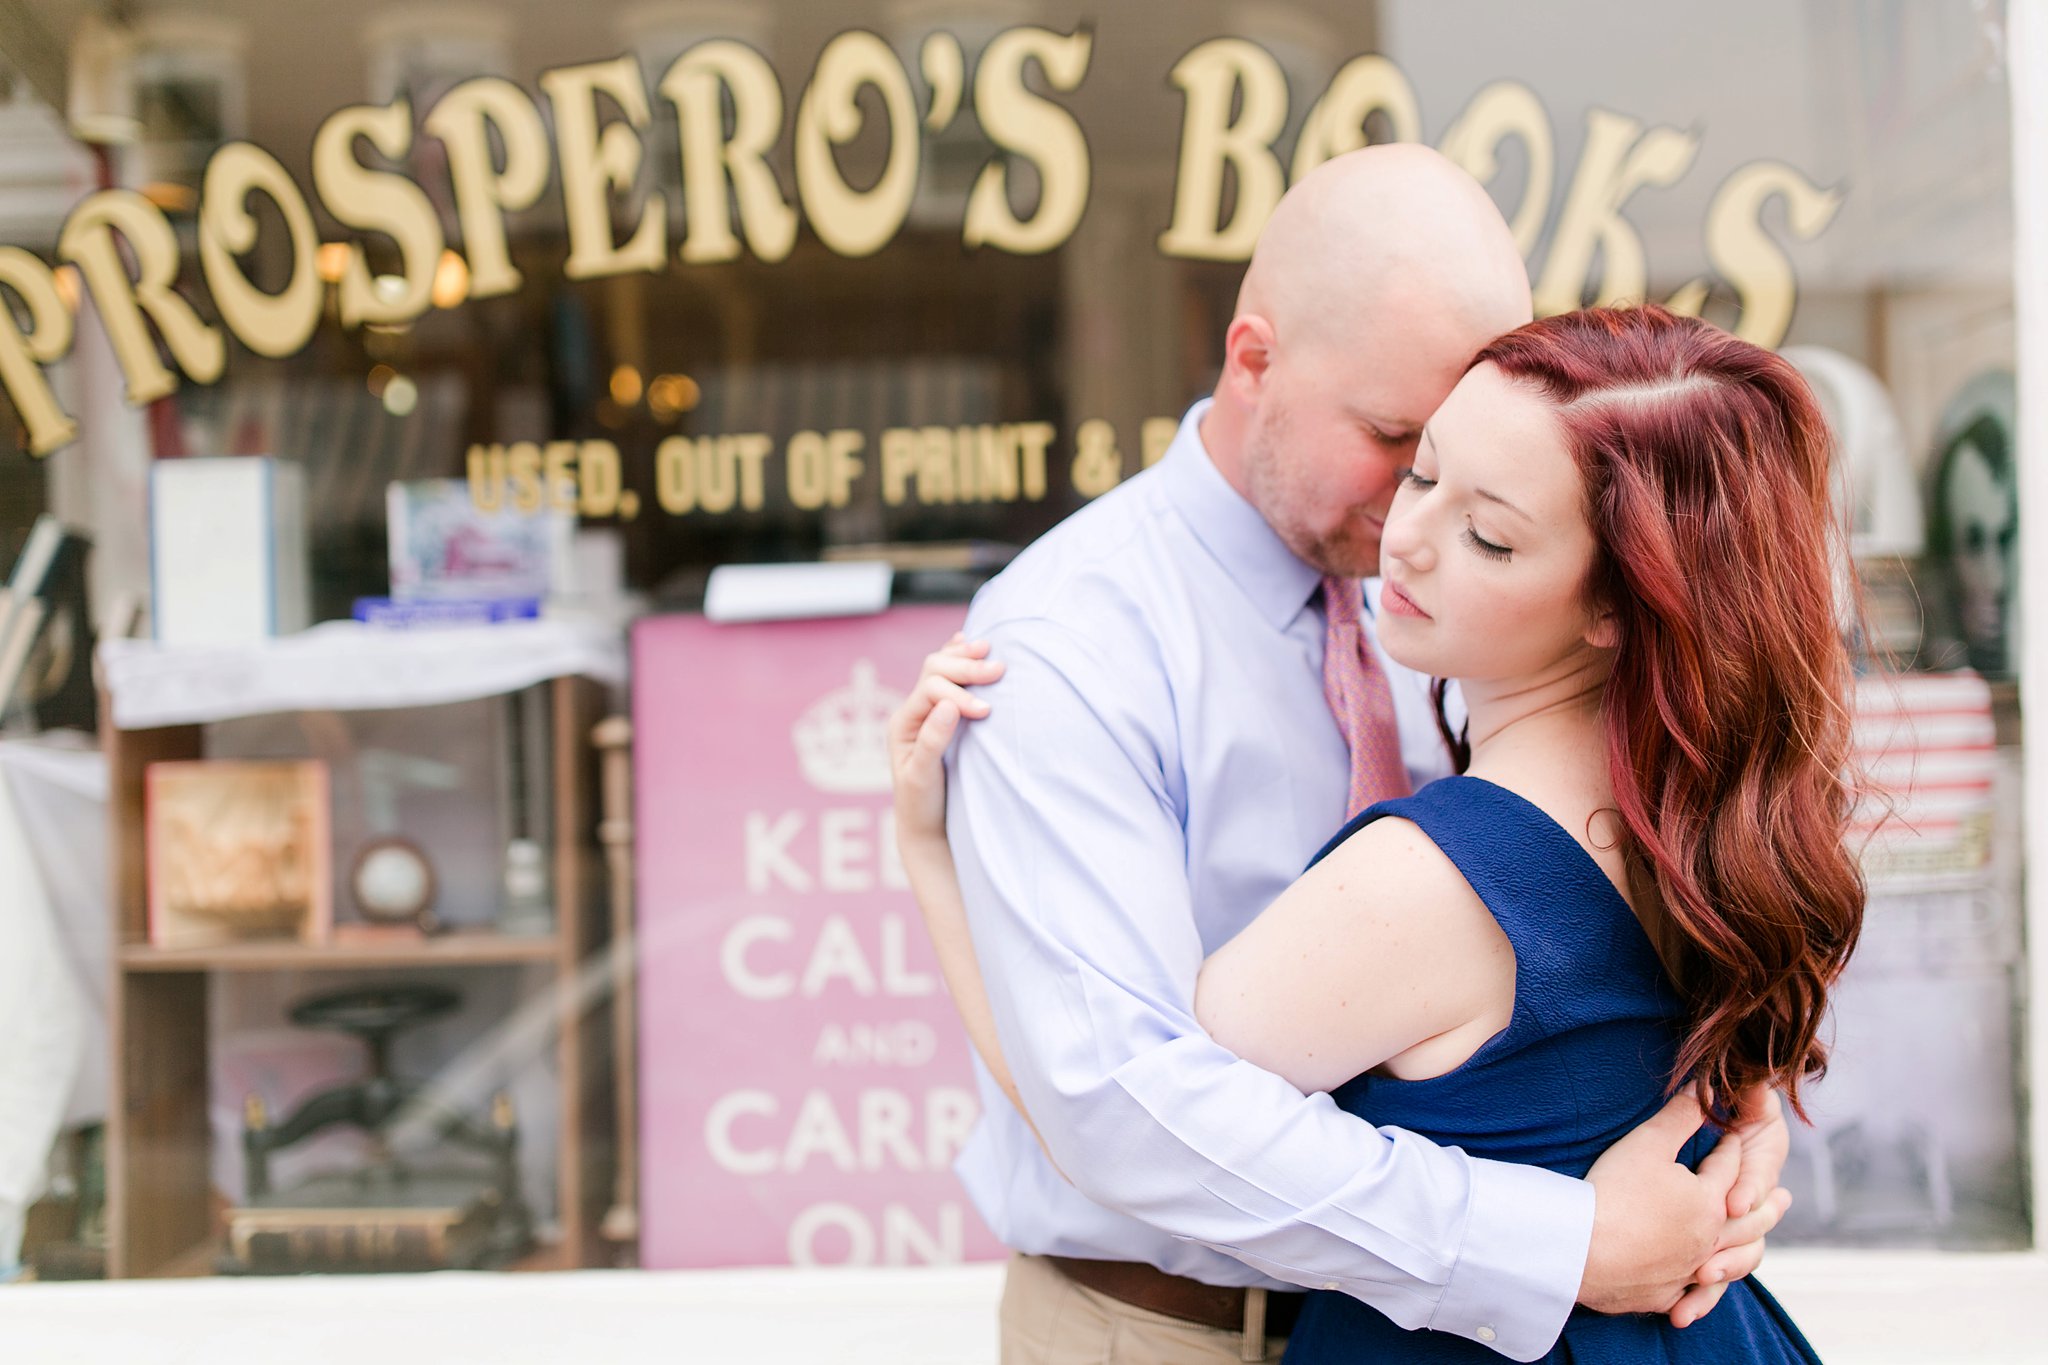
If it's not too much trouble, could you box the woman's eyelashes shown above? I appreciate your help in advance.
[1462,525,1513,561]
[1395,469,1514,560]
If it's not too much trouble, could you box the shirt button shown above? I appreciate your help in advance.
[1477,1327,1498,1343]
[1320,1281,1340,1291]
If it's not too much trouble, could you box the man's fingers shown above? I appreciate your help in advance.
[1713,1186,1791,1254]
[1732,1084,1783,1131]
[1727,1093,1790,1218]
[1636,1090,1710,1158]
[1693,1130,1742,1203]
[1725,1086,1786,1215]
[1668,1279,1727,1329]
[1694,1231,1767,1287]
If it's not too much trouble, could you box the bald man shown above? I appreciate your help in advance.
[937,146,1788,1364]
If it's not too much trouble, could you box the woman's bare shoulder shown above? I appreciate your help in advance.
[1313,811,1468,892]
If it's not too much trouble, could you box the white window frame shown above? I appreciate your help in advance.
[1801,1,2048,1347]
[2013,0,2048,1250]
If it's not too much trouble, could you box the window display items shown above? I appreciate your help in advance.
[1924,371,2019,677]
[1780,346,1925,662]
[350,596,541,629]
[342,835,439,937]
[495,682,555,937]
[5,532,95,734]
[147,457,310,646]
[145,759,331,949]
[386,478,569,604]
[0,515,95,732]
[22,1125,105,1281]
[223,983,532,1274]
[1851,672,1998,886]
[497,837,552,936]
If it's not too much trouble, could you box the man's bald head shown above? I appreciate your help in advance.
[1238,144,1532,361]
[1203,144,1533,578]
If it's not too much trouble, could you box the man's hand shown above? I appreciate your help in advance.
[1667,1086,1793,1328]
[1578,1090,1788,1321]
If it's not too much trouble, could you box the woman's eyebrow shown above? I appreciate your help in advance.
[1422,428,1530,521]
[1475,487,1533,522]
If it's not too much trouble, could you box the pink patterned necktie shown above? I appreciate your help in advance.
[1321,576,1412,815]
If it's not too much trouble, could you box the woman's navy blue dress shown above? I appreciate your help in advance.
[1280,776,1822,1364]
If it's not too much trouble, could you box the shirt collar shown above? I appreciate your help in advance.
[1158,399,1325,630]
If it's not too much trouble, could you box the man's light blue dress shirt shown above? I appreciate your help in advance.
[946,401,1596,1361]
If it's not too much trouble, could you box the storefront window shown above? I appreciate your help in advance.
[0,0,2030,1301]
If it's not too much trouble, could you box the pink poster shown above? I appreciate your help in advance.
[633,607,1005,1268]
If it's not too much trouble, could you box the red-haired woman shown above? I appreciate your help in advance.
[892,305,1860,1362]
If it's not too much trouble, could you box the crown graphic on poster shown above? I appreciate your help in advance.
[793,659,901,794]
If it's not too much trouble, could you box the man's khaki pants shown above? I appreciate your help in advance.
[998,1253,1288,1364]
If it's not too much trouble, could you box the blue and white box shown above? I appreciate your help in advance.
[149,456,310,645]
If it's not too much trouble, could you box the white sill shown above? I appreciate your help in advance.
[0,1253,2041,1363]
[1762,1248,2046,1364]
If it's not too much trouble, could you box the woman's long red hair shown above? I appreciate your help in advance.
[1472,305,1864,1118]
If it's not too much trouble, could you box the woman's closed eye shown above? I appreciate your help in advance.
[1462,524,1513,560]
[1397,468,1514,559]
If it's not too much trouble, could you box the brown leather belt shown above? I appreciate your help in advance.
[1047,1255,1305,1336]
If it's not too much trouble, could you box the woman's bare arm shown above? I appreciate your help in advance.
[1195,815,1515,1094]
[892,637,1513,1109]
[887,639,1041,1134]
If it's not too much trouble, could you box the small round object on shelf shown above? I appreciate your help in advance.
[348,836,439,932]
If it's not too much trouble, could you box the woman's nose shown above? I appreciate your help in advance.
[1383,508,1434,572]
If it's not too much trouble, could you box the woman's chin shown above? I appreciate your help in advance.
[1377,620,1435,675]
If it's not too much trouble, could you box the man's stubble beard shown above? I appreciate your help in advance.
[1242,406,1383,580]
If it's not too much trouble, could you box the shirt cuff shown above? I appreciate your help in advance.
[1428,1157,1595,1362]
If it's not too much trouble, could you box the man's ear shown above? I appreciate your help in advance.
[1221,314,1277,403]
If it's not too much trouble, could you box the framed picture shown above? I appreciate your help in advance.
[146,760,332,949]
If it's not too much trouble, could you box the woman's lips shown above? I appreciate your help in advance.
[1382,581,1431,620]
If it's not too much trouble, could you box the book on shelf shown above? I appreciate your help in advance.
[223,1181,499,1274]
[1,515,94,730]
[9,513,69,597]
[0,586,46,721]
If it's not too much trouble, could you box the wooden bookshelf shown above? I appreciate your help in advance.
[101,673,616,1279]
[119,931,563,973]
